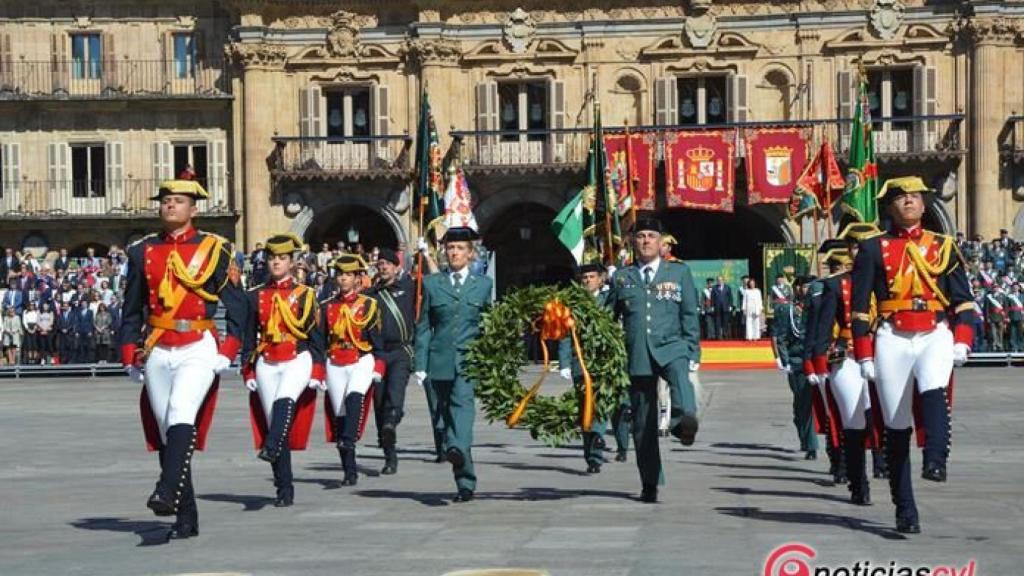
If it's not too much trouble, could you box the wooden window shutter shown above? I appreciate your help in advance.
[547,78,565,162]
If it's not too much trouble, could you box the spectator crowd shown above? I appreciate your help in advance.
[0,227,1018,366]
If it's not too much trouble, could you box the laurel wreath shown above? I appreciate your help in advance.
[464,284,630,446]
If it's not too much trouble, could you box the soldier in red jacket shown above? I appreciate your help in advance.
[240,233,325,507]
[319,255,384,486]
[851,177,975,534]
[118,180,246,542]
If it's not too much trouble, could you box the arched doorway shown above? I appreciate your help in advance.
[482,202,575,296]
[658,205,788,281]
[307,204,399,253]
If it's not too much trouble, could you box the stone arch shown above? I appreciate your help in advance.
[608,67,647,126]
[758,64,797,121]
[474,185,567,236]
[284,184,408,248]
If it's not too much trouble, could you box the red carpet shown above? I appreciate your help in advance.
[700,339,776,370]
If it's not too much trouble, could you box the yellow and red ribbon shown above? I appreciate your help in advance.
[507,299,595,432]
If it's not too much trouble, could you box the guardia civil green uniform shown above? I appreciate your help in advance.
[772,281,818,455]
[414,227,493,501]
[607,218,701,501]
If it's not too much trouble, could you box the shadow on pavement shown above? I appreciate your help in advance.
[710,442,797,454]
[69,517,171,547]
[494,461,590,477]
[712,486,852,504]
[711,450,800,462]
[719,474,836,487]
[687,460,829,476]
[715,506,907,540]
[198,493,275,511]
[355,486,636,506]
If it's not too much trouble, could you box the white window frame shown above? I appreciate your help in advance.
[70,33,102,80]
[677,76,728,125]
[70,143,106,198]
[324,86,372,138]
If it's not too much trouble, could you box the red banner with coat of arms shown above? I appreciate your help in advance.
[663,131,735,212]
[603,132,657,211]
[744,127,809,205]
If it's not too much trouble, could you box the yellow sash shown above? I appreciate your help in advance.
[144,235,221,354]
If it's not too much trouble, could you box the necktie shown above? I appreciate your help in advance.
[453,272,463,291]
[643,266,653,286]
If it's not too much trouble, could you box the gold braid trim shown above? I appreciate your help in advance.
[903,232,953,307]
[266,287,314,343]
[331,296,377,353]
[161,236,224,304]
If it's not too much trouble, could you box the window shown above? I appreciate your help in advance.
[677,76,727,125]
[866,69,915,152]
[325,87,371,138]
[173,143,208,183]
[71,34,102,80]
[498,82,547,141]
[173,34,195,79]
[70,144,105,198]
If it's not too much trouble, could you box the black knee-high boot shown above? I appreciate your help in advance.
[273,446,294,507]
[380,407,399,475]
[147,424,197,518]
[259,399,296,464]
[885,427,920,534]
[339,393,363,486]
[919,388,949,482]
[867,409,889,479]
[168,453,198,540]
[826,442,847,485]
[843,429,870,505]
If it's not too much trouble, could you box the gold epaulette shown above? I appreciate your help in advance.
[127,232,158,250]
[852,312,872,322]
[954,302,974,314]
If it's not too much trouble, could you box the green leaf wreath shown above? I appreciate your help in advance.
[464,284,629,446]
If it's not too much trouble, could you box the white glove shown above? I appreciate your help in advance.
[559,367,572,380]
[953,343,970,367]
[417,237,428,253]
[775,357,790,373]
[212,354,232,375]
[688,360,700,372]
[606,265,617,278]
[126,365,145,383]
[806,373,822,387]
[859,359,876,382]
[308,378,326,391]
[245,379,258,392]
[414,371,427,387]
[372,371,383,384]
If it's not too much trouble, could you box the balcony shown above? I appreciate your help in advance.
[449,114,966,171]
[269,135,413,181]
[1000,115,1024,163]
[0,59,230,101]
[0,178,233,219]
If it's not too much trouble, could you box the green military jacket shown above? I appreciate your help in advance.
[608,260,701,376]
[772,301,806,371]
[985,291,1008,323]
[414,270,494,381]
[558,288,611,379]
[1007,291,1024,322]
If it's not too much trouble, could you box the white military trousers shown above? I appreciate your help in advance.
[874,321,954,429]
[144,330,219,443]
[828,356,871,430]
[255,351,312,425]
[325,353,374,417]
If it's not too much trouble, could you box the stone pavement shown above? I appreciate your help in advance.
[0,367,1021,576]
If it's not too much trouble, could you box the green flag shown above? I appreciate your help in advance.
[840,78,879,226]
[590,103,620,264]
[414,92,444,232]
[551,190,585,264]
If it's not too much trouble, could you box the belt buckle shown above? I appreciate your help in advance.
[911,298,927,312]
[174,319,190,332]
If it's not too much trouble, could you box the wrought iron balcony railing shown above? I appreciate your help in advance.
[449,115,966,169]
[269,135,414,179]
[1000,115,1024,162]
[0,59,230,100]
[0,178,233,218]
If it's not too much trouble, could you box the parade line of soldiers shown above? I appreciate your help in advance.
[118,175,971,542]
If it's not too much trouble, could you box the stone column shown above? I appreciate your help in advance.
[968,17,1019,238]
[230,42,288,250]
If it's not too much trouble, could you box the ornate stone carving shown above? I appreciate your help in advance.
[401,38,462,67]
[960,17,1022,46]
[225,42,288,69]
[502,8,536,54]
[322,11,362,58]
[269,12,377,30]
[684,11,718,49]
[870,0,905,40]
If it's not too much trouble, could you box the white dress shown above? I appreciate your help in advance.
[742,288,764,340]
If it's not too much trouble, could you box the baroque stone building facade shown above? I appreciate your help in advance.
[3,0,1024,290]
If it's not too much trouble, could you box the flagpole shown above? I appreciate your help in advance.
[597,102,614,266]
[624,118,637,264]
[414,86,428,321]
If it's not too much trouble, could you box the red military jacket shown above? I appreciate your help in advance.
[851,224,975,360]
[321,291,385,375]
[118,224,245,365]
[240,276,326,382]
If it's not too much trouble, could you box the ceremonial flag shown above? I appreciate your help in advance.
[414,92,444,235]
[664,130,735,212]
[604,131,656,212]
[745,128,809,205]
[442,166,478,232]
[551,190,586,265]
[590,103,619,264]
[840,77,879,225]
[790,141,844,219]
